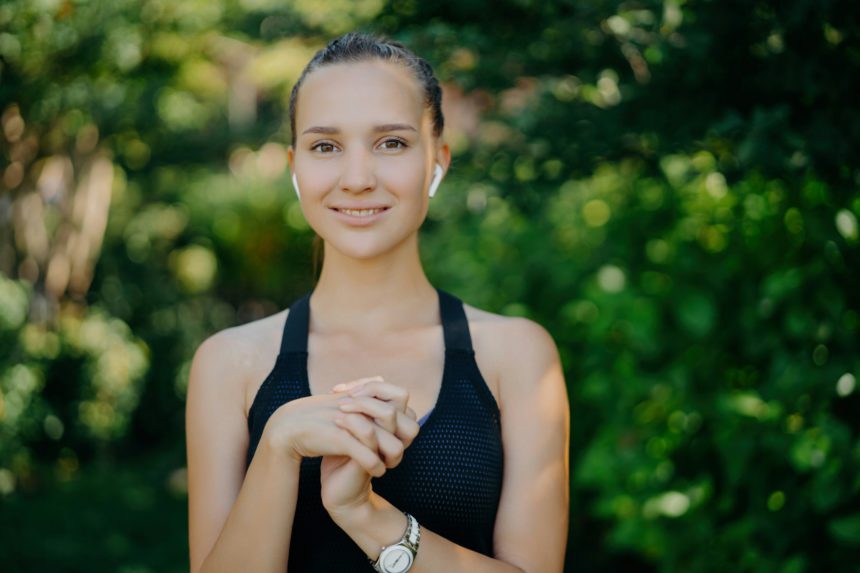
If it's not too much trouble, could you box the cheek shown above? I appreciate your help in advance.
[378,163,426,199]
[301,167,338,196]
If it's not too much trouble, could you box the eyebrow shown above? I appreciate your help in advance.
[301,123,418,136]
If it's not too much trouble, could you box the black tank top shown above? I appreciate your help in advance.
[245,288,504,570]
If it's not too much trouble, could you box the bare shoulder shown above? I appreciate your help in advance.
[461,302,561,407]
[189,309,289,417]
[463,302,559,366]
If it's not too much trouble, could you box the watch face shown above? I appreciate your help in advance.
[380,545,414,573]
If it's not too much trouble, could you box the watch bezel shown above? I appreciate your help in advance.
[378,543,415,573]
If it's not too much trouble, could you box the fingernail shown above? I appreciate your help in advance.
[332,383,347,392]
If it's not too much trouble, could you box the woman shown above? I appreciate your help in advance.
[185,32,570,573]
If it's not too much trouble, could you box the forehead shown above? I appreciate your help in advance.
[296,60,426,132]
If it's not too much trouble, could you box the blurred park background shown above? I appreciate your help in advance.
[1,0,859,571]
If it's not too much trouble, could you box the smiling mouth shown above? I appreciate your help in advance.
[331,207,390,217]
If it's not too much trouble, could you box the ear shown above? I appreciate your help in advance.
[435,141,451,176]
[287,145,295,172]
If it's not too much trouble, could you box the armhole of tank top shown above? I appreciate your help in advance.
[247,306,294,427]
[246,352,286,429]
[462,350,502,424]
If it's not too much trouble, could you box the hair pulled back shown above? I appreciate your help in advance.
[288,31,444,147]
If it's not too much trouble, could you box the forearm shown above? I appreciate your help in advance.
[331,493,525,573]
[199,434,301,573]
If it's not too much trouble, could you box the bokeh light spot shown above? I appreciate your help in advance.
[583,199,611,227]
[836,373,855,397]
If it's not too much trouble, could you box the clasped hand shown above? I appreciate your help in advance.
[271,376,420,519]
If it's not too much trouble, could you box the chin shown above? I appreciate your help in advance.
[323,229,424,260]
[324,235,406,261]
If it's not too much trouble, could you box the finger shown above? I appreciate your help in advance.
[338,397,420,444]
[337,414,407,469]
[375,429,405,468]
[334,426,386,477]
[331,375,384,393]
[338,396,398,433]
[348,380,410,412]
[398,416,420,449]
[334,412,379,455]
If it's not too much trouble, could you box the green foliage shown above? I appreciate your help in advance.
[0,274,149,465]
[0,447,187,573]
[1,0,858,571]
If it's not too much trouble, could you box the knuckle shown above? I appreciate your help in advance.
[384,446,403,466]
[385,432,403,450]
[384,439,403,459]
[385,451,403,469]
[408,421,420,439]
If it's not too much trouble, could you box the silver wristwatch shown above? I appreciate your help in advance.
[369,512,420,573]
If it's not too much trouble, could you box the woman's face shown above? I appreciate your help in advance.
[288,60,449,260]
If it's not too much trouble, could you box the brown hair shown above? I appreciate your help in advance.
[289,31,445,147]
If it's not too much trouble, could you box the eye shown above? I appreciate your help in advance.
[311,142,337,153]
[379,138,408,151]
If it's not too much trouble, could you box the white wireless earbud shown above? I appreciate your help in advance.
[428,163,444,198]
[291,172,301,200]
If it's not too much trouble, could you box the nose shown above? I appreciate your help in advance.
[339,146,376,193]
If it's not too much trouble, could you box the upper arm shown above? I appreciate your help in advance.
[185,330,251,573]
[492,318,570,573]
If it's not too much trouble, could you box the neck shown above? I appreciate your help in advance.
[309,234,437,336]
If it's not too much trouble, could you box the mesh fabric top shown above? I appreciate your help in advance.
[245,288,504,571]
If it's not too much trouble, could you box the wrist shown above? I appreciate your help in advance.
[326,489,377,528]
[261,424,302,466]
[329,493,412,563]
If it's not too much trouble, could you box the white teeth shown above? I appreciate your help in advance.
[340,208,385,217]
